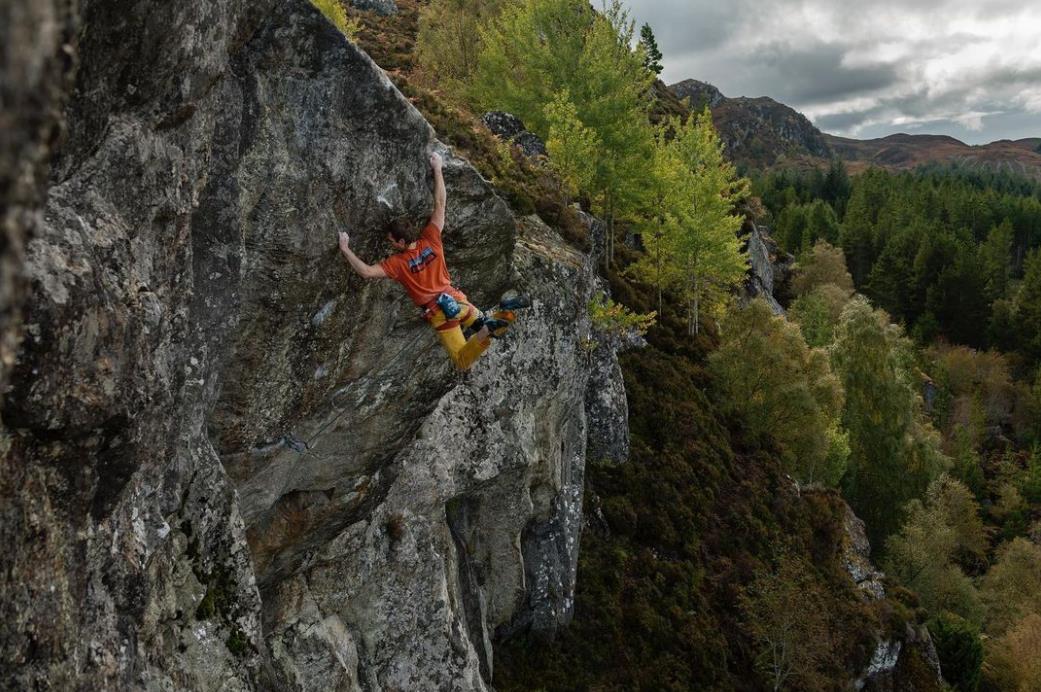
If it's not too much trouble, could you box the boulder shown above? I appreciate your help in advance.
[1,0,627,689]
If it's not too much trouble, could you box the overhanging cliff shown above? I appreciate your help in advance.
[0,1,627,689]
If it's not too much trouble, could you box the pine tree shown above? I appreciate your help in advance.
[639,23,663,75]
[1016,249,1041,365]
[981,219,1014,300]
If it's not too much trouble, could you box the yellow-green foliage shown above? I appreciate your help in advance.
[311,0,360,39]
[467,0,657,267]
[831,297,949,545]
[980,538,1041,636]
[884,475,986,624]
[544,91,599,199]
[984,612,1041,690]
[789,283,854,348]
[709,299,848,486]
[624,111,749,334]
[588,294,655,339]
[792,240,855,297]
[415,0,505,90]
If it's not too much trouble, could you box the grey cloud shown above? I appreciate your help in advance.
[815,110,881,133]
[625,0,749,53]
[751,42,901,105]
[622,0,1041,143]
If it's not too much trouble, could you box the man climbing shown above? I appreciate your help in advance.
[338,151,529,371]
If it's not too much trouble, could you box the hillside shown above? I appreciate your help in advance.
[670,79,1041,177]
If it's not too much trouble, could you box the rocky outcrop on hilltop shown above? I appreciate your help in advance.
[669,80,833,166]
[0,1,627,689]
[714,95,832,165]
[670,78,725,110]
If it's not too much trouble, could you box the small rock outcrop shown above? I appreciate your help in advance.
[347,0,398,16]
[1,0,628,690]
[742,221,793,314]
[481,112,548,158]
[838,503,944,691]
[842,505,886,601]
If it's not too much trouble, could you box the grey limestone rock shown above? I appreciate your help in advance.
[1,0,627,689]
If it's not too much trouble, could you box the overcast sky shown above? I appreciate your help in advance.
[620,0,1041,144]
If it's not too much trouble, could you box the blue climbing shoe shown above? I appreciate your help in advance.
[472,315,511,338]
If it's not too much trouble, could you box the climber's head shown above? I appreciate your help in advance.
[386,215,422,249]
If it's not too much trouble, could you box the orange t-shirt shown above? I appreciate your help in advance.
[379,222,466,307]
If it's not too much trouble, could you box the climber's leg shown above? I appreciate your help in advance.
[429,303,491,371]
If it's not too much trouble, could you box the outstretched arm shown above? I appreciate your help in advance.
[339,232,386,279]
[430,152,446,231]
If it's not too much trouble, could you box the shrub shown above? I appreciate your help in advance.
[311,0,360,38]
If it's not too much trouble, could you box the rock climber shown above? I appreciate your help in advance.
[338,150,530,371]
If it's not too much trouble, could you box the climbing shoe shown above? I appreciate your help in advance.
[499,291,532,311]
[472,315,511,338]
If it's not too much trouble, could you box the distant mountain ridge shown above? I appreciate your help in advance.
[669,79,1041,177]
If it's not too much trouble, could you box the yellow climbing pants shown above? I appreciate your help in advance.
[426,301,491,371]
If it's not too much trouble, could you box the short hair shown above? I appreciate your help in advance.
[386,216,422,243]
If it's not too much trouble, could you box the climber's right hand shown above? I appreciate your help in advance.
[338,231,350,254]
[430,152,443,171]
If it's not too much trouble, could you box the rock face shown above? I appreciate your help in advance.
[1,0,626,690]
[742,221,793,314]
[841,505,887,601]
[481,112,548,158]
[0,0,77,404]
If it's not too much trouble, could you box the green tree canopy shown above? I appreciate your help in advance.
[831,297,949,544]
[884,476,986,624]
[709,299,848,485]
[469,0,656,266]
